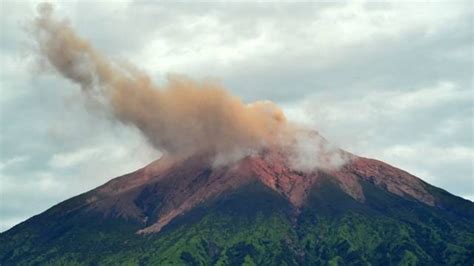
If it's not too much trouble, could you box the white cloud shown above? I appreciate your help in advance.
[126,0,470,80]
[49,147,100,168]
[381,145,474,164]
[0,155,29,170]
[384,82,469,111]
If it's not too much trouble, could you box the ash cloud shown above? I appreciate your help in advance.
[31,2,346,169]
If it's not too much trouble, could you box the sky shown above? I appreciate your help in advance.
[0,0,473,232]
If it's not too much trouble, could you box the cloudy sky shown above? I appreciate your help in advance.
[0,0,472,231]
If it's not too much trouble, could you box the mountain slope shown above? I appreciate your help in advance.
[1,151,473,265]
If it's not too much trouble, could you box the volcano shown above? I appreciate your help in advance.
[3,3,472,265]
[1,144,473,265]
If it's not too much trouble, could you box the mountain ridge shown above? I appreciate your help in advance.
[87,149,443,234]
[1,147,473,265]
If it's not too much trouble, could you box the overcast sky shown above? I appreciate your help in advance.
[1,0,473,232]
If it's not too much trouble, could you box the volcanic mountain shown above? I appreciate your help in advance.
[1,143,473,265]
[4,4,472,264]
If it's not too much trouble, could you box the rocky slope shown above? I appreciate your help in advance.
[62,149,439,234]
[1,148,473,265]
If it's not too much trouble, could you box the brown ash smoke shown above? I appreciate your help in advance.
[32,3,347,169]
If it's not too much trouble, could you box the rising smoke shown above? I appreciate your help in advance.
[32,3,347,169]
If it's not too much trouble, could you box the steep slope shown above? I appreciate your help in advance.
[1,151,473,265]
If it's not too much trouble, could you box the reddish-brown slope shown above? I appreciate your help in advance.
[79,149,435,234]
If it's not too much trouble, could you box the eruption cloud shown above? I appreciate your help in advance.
[32,3,347,169]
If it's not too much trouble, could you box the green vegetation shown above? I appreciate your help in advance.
[1,181,473,265]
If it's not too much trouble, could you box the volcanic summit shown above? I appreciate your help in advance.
[80,143,438,235]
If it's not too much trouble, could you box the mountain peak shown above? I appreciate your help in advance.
[76,146,436,234]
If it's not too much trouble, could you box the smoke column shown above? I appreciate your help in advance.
[32,3,347,169]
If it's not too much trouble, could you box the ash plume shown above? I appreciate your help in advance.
[31,3,347,169]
